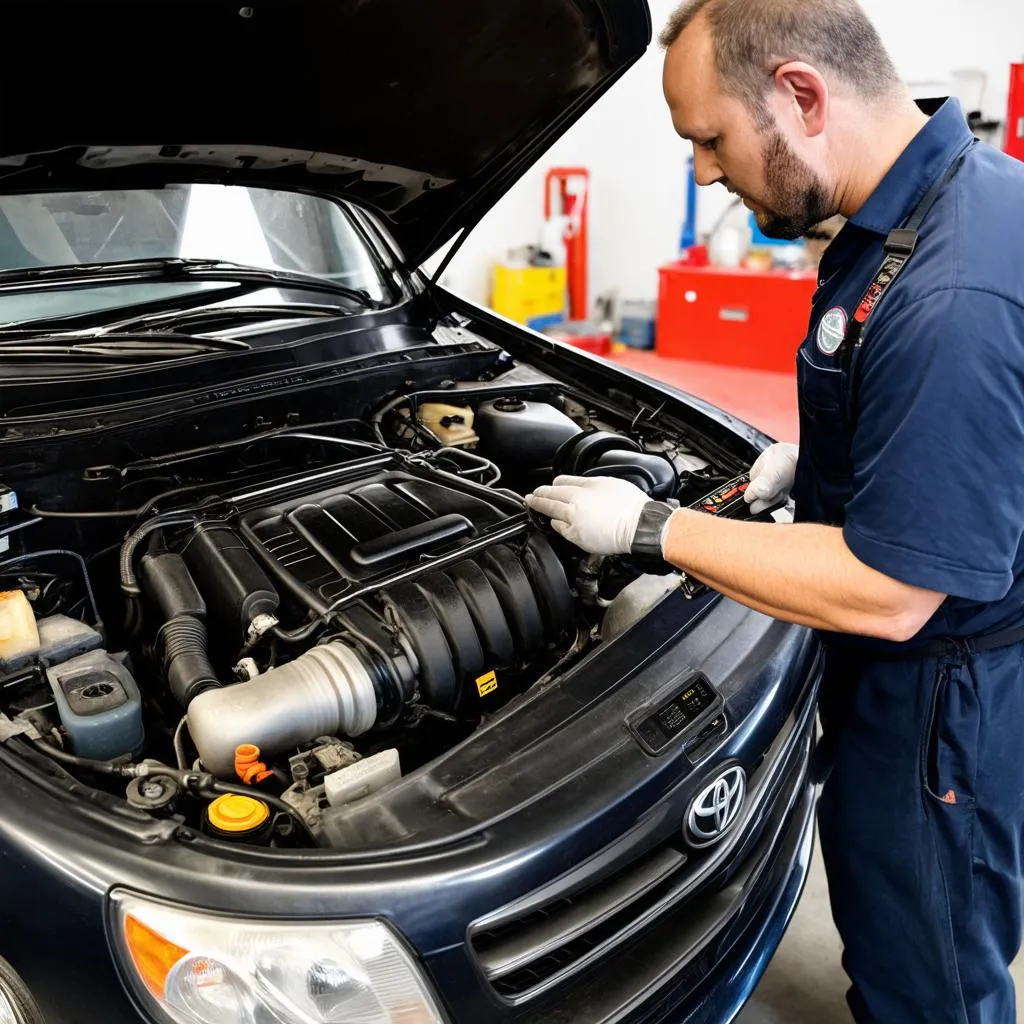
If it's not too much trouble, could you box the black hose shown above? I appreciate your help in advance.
[123,594,143,640]
[158,616,220,706]
[420,447,502,485]
[0,550,104,633]
[371,393,435,447]
[28,505,141,520]
[136,483,213,520]
[31,738,128,776]
[120,515,200,596]
[271,617,322,644]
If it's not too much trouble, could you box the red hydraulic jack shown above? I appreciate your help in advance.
[544,167,589,321]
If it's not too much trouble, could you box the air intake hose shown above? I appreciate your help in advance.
[187,641,382,777]
[159,615,220,706]
[139,552,221,707]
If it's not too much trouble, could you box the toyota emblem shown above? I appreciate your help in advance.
[686,765,746,848]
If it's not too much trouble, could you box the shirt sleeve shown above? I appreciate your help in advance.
[843,287,1024,602]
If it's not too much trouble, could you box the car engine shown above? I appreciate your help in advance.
[147,454,574,777]
[0,383,744,848]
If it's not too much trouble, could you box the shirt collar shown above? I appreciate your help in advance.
[849,97,974,235]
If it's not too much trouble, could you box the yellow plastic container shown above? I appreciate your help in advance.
[491,265,567,324]
[0,590,39,665]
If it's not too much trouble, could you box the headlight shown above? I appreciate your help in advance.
[110,891,448,1024]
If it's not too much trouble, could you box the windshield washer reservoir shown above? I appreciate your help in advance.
[46,650,144,760]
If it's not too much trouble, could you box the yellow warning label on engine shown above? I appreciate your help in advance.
[476,670,498,697]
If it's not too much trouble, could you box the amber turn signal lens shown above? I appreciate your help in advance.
[123,913,189,999]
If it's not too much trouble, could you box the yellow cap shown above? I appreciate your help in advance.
[207,793,270,833]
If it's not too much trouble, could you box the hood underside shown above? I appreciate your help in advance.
[0,0,651,266]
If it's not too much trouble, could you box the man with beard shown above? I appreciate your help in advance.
[525,1,1024,1021]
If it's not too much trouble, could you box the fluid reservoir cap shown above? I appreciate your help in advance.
[207,793,270,833]
[493,397,526,413]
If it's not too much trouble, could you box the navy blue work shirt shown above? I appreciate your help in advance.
[790,98,1024,652]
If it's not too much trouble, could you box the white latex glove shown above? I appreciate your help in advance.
[744,443,799,515]
[525,475,651,555]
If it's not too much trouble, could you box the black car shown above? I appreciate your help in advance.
[0,2,820,1022]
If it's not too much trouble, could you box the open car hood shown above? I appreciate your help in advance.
[0,0,651,268]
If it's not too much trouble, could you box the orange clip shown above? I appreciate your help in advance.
[234,743,273,785]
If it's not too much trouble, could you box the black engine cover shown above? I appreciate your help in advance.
[234,457,573,710]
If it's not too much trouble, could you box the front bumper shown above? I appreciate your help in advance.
[0,598,820,1024]
[427,648,821,1023]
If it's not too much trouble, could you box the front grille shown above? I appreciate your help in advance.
[468,697,812,1003]
[475,846,688,998]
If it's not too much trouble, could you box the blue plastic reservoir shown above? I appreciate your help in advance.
[46,651,144,760]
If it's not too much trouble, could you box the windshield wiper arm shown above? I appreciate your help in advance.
[0,258,380,309]
[0,302,353,341]
[67,302,353,340]
[0,332,250,360]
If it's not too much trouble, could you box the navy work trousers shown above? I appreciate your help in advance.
[816,645,1024,1022]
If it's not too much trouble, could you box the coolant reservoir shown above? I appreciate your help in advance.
[474,398,582,465]
[418,403,478,447]
[0,590,40,668]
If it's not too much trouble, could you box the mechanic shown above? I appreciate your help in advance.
[525,1,1024,1021]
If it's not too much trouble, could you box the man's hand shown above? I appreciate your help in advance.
[524,475,652,555]
[745,443,799,514]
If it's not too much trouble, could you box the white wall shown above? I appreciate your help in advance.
[434,0,1024,313]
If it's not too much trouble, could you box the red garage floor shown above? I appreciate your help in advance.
[608,349,800,443]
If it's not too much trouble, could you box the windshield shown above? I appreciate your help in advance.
[0,185,390,319]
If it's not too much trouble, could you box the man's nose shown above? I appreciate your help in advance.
[692,147,723,187]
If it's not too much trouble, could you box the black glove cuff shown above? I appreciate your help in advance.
[630,501,676,559]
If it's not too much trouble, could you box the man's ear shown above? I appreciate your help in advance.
[773,61,828,137]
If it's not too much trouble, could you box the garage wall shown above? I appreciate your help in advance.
[433,0,1024,313]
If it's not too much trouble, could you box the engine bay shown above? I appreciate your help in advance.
[0,377,757,850]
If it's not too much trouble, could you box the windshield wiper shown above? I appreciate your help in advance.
[0,333,249,360]
[0,258,380,309]
[0,302,353,341]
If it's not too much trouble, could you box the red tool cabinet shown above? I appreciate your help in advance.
[656,263,817,374]
[1007,64,1024,163]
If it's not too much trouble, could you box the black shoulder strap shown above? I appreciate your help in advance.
[843,140,975,353]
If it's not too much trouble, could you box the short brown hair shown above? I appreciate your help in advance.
[660,0,901,125]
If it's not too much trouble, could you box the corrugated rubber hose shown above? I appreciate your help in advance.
[158,615,220,706]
